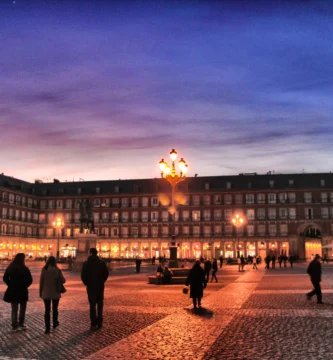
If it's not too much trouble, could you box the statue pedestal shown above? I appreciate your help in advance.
[73,234,98,271]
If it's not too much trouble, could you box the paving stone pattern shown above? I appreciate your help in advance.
[1,262,333,359]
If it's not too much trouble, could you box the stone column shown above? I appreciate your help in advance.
[255,241,258,256]
[244,241,248,257]
[266,241,269,257]
[277,241,281,256]
[233,241,237,258]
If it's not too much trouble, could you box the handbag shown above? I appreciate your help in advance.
[182,287,189,295]
[58,270,67,294]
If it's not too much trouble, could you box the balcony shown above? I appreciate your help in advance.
[112,219,119,223]
[203,217,211,221]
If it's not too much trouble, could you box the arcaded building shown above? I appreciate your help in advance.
[0,172,332,260]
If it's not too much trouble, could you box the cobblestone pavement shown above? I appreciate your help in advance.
[1,262,333,359]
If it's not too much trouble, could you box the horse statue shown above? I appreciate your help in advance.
[77,199,95,234]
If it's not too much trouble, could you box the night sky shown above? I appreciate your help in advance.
[1,0,333,182]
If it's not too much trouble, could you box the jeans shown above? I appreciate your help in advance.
[11,302,27,329]
[88,294,104,327]
[43,299,59,329]
[307,280,322,302]
[211,270,218,282]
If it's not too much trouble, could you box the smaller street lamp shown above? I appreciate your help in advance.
[231,214,244,258]
[53,217,64,260]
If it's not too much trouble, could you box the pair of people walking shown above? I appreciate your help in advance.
[3,253,65,333]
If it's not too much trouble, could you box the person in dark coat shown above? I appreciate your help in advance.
[162,267,173,284]
[211,259,218,282]
[204,259,212,283]
[152,256,156,265]
[271,255,276,269]
[39,256,66,334]
[278,255,283,268]
[3,253,33,332]
[240,255,245,272]
[306,254,323,304]
[81,248,109,330]
[289,255,294,268]
[185,260,206,309]
[219,255,223,268]
[135,258,142,273]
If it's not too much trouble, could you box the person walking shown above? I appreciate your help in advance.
[289,255,294,268]
[152,256,156,265]
[322,254,329,264]
[211,259,218,282]
[185,260,207,309]
[204,259,212,283]
[240,255,245,272]
[271,255,276,269]
[306,254,323,304]
[81,248,109,330]
[283,255,288,268]
[39,256,66,334]
[135,258,142,273]
[278,255,283,268]
[253,256,258,270]
[219,255,223,268]
[3,253,33,332]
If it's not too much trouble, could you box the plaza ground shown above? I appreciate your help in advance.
[1,261,333,360]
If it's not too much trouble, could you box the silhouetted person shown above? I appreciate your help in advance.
[265,255,271,269]
[283,255,287,268]
[81,248,109,330]
[219,255,223,268]
[204,259,212,282]
[322,254,329,264]
[135,258,142,273]
[211,259,218,282]
[162,267,173,284]
[289,255,294,268]
[306,254,323,304]
[39,256,66,334]
[185,260,207,309]
[253,256,258,270]
[3,253,33,332]
[271,255,276,269]
[152,256,156,265]
[278,255,283,268]
[240,255,245,271]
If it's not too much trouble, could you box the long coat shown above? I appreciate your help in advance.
[307,259,322,282]
[185,263,206,299]
[3,264,33,303]
[81,255,109,298]
[40,266,66,300]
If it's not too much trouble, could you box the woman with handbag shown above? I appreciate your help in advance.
[185,260,207,309]
[39,256,66,334]
[3,253,33,332]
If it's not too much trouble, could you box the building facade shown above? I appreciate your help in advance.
[1,173,333,260]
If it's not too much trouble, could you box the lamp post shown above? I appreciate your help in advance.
[159,149,188,267]
[231,214,244,258]
[53,217,64,260]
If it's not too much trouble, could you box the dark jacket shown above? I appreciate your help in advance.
[81,255,109,297]
[212,260,218,271]
[204,260,212,272]
[3,264,33,303]
[307,259,322,282]
[185,263,206,299]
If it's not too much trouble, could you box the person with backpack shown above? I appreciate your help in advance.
[39,256,66,334]
[3,253,33,332]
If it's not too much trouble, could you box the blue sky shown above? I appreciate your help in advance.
[1,0,333,182]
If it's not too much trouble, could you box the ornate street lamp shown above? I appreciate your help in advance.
[53,217,64,260]
[231,213,244,258]
[159,149,188,267]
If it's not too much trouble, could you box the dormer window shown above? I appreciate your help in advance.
[226,182,231,189]
[269,180,274,188]
[289,179,294,187]
[133,184,139,193]
[248,182,252,189]
[96,187,100,194]
[204,183,210,190]
[321,180,325,187]
[114,186,119,193]
[77,188,81,194]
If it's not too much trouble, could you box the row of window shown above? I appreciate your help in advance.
[3,206,333,223]
[3,191,333,210]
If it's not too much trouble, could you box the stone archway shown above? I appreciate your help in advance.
[297,223,322,260]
